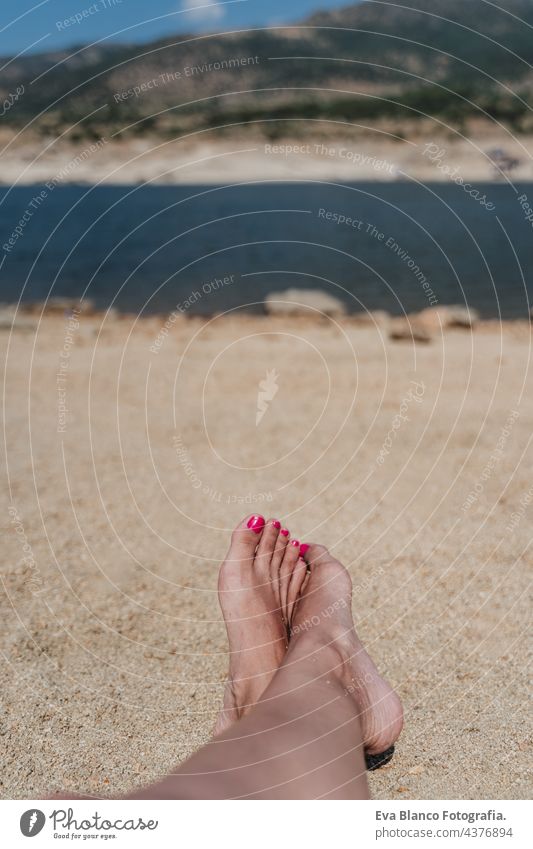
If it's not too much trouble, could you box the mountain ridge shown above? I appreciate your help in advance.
[1,0,532,137]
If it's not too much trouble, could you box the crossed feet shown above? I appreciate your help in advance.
[214,514,403,765]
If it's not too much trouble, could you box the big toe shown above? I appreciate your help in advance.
[301,544,352,590]
[300,543,335,568]
[224,514,266,564]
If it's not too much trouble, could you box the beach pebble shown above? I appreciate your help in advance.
[0,306,37,332]
[264,288,346,317]
[407,764,425,775]
[417,305,480,329]
[389,317,432,343]
[447,305,480,327]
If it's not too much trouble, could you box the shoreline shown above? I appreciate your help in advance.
[1,129,532,187]
[2,301,533,330]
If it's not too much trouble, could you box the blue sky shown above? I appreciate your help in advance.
[0,0,357,56]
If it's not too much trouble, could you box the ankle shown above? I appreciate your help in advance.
[286,632,349,683]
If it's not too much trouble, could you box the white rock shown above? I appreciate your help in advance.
[389,317,432,343]
[0,307,37,331]
[447,305,480,328]
[417,305,479,329]
[265,288,346,317]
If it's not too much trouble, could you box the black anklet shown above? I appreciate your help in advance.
[365,745,395,771]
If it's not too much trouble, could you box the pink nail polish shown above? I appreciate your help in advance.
[291,539,300,547]
[300,543,310,557]
[247,515,265,534]
[280,528,290,537]
[271,520,281,529]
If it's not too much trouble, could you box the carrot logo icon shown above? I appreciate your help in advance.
[20,809,46,837]
[256,369,279,425]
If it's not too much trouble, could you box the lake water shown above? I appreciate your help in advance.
[1,181,532,318]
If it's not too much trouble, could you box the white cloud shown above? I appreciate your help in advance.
[181,0,225,24]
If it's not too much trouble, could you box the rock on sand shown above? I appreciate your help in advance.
[417,305,480,329]
[0,306,37,332]
[389,317,433,343]
[264,288,346,317]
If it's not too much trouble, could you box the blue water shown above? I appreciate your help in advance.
[1,181,532,317]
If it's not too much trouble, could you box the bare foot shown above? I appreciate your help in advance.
[291,544,404,758]
[214,514,308,736]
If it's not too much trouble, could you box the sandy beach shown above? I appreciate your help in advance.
[1,309,531,799]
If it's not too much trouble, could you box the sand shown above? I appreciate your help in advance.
[1,128,532,186]
[1,310,532,799]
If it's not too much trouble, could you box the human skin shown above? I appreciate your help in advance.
[125,515,403,799]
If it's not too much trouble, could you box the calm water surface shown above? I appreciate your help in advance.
[1,181,532,318]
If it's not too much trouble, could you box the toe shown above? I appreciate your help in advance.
[279,539,301,624]
[270,524,290,574]
[268,524,290,616]
[299,543,332,568]
[226,514,266,563]
[254,519,281,575]
[287,556,307,626]
[298,542,353,600]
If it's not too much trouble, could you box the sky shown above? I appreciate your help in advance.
[0,0,357,56]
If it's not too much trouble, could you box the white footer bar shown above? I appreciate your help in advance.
[1,799,530,848]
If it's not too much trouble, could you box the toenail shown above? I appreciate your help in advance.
[271,520,281,529]
[299,543,310,557]
[280,528,290,536]
[247,515,265,533]
[291,539,300,547]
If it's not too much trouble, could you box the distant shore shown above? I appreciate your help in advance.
[1,127,532,186]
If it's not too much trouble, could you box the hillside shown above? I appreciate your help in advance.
[1,0,532,139]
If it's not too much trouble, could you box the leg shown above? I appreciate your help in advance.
[130,634,370,799]
[128,532,402,799]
